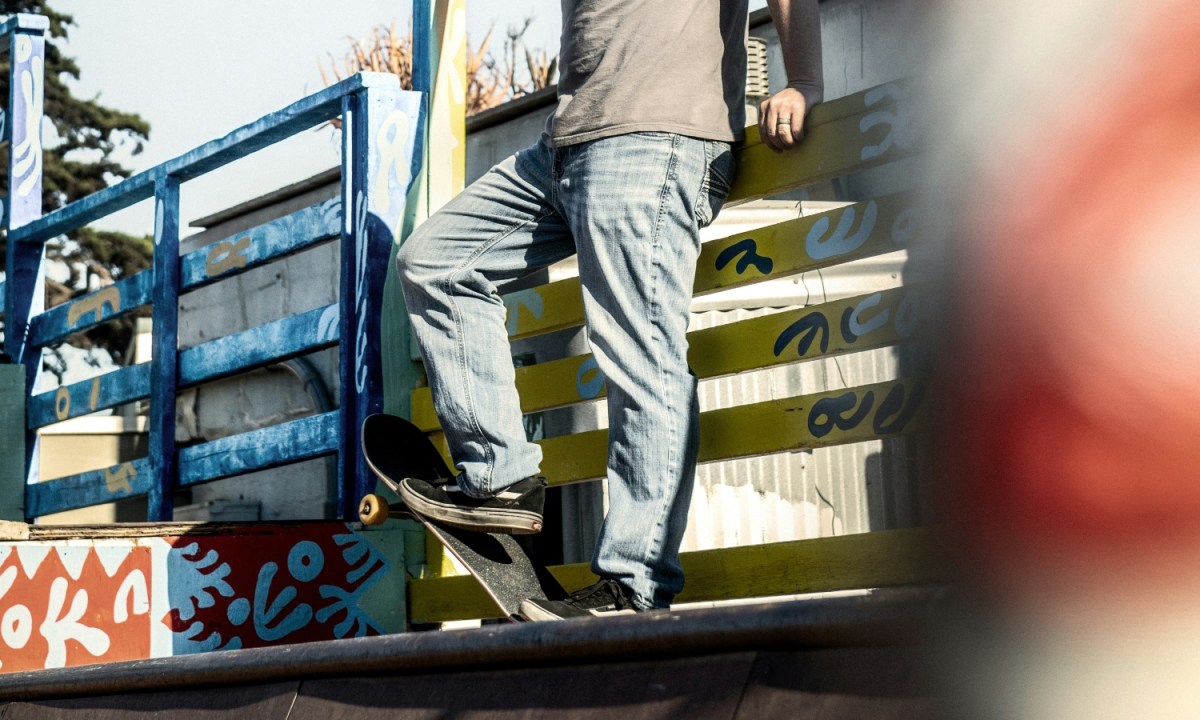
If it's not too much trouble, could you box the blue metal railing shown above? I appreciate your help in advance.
[1,14,426,521]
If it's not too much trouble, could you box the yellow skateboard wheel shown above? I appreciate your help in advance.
[358,493,390,526]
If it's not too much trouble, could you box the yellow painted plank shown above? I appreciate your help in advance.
[538,378,924,485]
[695,193,914,295]
[417,378,924,481]
[728,81,914,206]
[501,279,588,342]
[408,526,943,623]
[495,193,914,344]
[426,0,467,211]
[412,286,919,429]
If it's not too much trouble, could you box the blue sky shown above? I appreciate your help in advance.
[53,0,563,235]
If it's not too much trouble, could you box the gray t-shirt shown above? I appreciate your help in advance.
[549,0,750,147]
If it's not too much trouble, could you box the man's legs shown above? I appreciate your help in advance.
[396,137,574,503]
[557,133,733,610]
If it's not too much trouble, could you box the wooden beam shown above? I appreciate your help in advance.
[408,526,943,623]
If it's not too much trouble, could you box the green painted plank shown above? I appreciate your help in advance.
[409,526,943,623]
[0,365,25,520]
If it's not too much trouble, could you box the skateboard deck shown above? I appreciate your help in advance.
[358,413,567,621]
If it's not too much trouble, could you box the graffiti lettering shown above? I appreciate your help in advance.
[252,561,313,642]
[575,356,605,399]
[504,289,544,337]
[774,311,830,357]
[859,83,915,162]
[808,391,875,439]
[806,202,878,260]
[373,111,411,217]
[54,387,70,420]
[715,239,774,276]
[40,578,110,668]
[204,236,250,277]
[113,570,149,623]
[317,305,340,344]
[872,382,924,435]
[104,463,136,496]
[0,567,31,655]
[843,293,890,340]
[66,287,121,328]
[12,35,43,199]
[807,383,923,441]
[0,547,148,671]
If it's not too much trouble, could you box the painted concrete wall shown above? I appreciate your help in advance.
[0,524,405,673]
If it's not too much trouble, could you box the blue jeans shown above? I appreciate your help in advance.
[396,132,734,608]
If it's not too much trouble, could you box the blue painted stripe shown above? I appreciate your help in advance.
[10,73,396,246]
[179,304,340,386]
[178,411,340,486]
[28,271,153,348]
[179,199,342,290]
[25,457,155,517]
[26,364,150,429]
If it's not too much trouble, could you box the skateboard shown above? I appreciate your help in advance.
[357,413,567,620]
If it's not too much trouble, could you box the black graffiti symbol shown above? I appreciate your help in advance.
[808,390,875,439]
[840,307,859,343]
[715,239,774,276]
[774,311,830,357]
[872,382,924,435]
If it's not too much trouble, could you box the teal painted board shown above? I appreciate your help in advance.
[0,365,24,520]
[28,271,153,348]
[25,364,150,429]
[179,199,341,291]
[25,457,155,517]
[178,304,340,386]
[178,411,341,486]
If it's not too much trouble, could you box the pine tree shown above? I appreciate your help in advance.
[0,1,152,373]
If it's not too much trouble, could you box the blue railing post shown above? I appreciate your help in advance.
[338,79,423,518]
[147,174,181,520]
[3,15,48,508]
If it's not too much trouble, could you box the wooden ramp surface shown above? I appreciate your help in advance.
[0,589,943,720]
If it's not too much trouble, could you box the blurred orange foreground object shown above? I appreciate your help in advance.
[941,2,1200,611]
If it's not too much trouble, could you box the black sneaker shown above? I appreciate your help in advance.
[519,578,642,621]
[398,475,546,534]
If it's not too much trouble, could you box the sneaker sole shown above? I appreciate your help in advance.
[518,599,640,622]
[398,481,543,535]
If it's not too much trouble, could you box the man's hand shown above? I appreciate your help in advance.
[758,86,810,153]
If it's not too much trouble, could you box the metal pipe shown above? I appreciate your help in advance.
[0,587,941,702]
[274,356,339,517]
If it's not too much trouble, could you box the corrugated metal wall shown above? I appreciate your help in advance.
[682,300,916,554]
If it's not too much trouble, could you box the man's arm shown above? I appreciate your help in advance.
[759,0,824,153]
